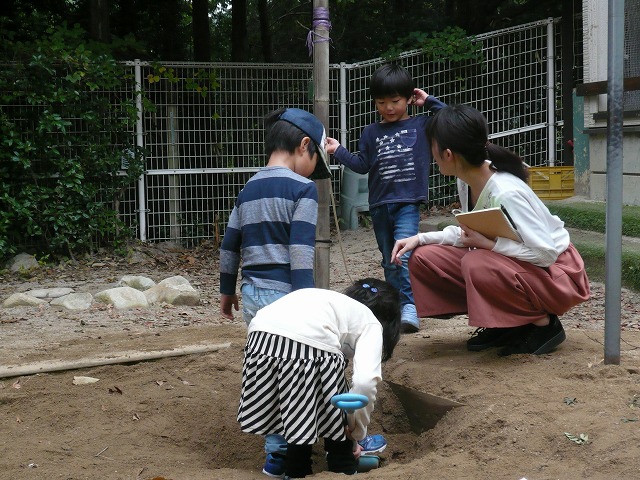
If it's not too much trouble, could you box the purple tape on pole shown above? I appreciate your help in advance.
[306,6,332,57]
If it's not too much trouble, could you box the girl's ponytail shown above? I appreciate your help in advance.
[428,104,529,183]
[486,143,529,183]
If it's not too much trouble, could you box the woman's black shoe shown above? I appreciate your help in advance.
[466,325,531,352]
[498,315,566,356]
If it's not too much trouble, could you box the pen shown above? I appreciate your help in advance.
[500,204,517,230]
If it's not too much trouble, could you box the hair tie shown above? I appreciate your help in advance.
[362,283,378,293]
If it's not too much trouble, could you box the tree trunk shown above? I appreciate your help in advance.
[257,0,273,62]
[90,0,110,42]
[231,0,247,61]
[192,0,211,61]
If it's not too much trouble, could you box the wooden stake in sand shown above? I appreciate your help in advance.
[0,342,232,379]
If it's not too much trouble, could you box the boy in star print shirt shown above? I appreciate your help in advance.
[326,63,445,334]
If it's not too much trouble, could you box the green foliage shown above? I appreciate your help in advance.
[0,24,145,260]
[571,240,640,292]
[546,201,640,237]
[147,63,220,99]
[546,201,640,291]
[382,27,483,64]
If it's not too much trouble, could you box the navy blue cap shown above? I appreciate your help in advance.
[279,108,331,179]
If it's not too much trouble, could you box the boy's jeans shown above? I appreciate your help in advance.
[240,284,287,327]
[369,202,419,308]
[240,283,288,455]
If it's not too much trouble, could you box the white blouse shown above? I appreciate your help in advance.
[417,171,570,267]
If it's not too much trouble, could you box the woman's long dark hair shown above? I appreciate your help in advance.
[343,277,401,362]
[426,104,528,182]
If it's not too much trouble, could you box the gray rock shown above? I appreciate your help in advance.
[50,293,94,310]
[25,287,75,299]
[117,275,156,291]
[5,253,40,273]
[95,286,149,309]
[3,292,48,307]
[145,275,200,306]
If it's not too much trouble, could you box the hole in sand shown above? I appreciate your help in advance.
[210,380,463,475]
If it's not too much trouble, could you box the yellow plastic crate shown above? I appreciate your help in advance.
[527,166,575,200]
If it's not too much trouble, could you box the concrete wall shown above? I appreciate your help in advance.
[588,133,640,204]
[581,0,640,206]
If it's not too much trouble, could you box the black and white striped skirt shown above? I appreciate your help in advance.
[237,331,348,445]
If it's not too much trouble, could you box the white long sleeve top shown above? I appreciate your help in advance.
[417,171,570,267]
[248,288,383,440]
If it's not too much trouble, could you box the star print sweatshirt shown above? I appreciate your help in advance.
[332,96,446,208]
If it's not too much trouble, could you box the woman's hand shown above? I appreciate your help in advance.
[391,235,420,264]
[459,224,497,250]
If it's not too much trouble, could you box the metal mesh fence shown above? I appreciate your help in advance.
[624,0,640,111]
[3,18,580,248]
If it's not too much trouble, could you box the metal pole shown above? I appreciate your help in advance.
[604,0,624,365]
[134,59,147,242]
[339,62,348,147]
[312,0,331,289]
[546,18,556,167]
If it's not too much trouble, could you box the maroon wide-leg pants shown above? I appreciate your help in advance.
[408,244,591,327]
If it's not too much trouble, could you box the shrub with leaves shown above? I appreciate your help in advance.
[0,24,145,260]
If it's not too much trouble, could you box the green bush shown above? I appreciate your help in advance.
[546,201,640,237]
[572,241,640,292]
[0,24,145,260]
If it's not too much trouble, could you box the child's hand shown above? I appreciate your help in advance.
[325,137,341,155]
[220,294,239,319]
[344,426,363,459]
[352,442,363,460]
[409,88,429,107]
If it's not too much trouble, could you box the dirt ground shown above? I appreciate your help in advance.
[1,224,640,480]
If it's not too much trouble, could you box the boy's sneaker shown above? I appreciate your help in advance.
[466,325,531,351]
[498,315,566,356]
[358,434,387,454]
[400,304,420,334]
[262,453,285,478]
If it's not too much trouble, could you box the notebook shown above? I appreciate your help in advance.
[452,205,521,242]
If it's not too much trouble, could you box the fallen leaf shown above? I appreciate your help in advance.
[73,376,100,385]
[564,432,589,445]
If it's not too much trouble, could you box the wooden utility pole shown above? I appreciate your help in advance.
[312,0,332,289]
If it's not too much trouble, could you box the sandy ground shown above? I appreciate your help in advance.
[1,224,640,480]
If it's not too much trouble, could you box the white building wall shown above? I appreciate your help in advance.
[582,0,640,206]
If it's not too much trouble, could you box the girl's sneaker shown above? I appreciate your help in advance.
[357,434,387,454]
[262,453,285,478]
